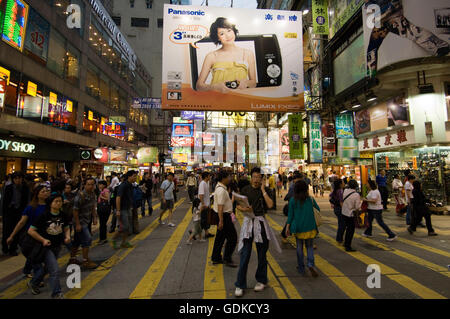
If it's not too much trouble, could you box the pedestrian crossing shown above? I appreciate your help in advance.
[0,194,449,299]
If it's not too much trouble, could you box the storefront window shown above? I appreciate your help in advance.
[47,29,66,77]
[65,43,80,85]
[83,107,102,133]
[17,77,44,122]
[86,60,100,98]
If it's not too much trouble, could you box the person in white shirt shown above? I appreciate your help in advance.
[404,174,415,225]
[198,172,214,238]
[211,171,237,267]
[341,180,361,252]
[392,174,405,216]
[109,172,120,191]
[363,180,397,241]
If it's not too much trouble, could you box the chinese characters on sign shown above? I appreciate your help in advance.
[359,128,413,152]
[288,114,304,159]
[312,0,329,35]
[335,113,354,139]
[309,113,323,163]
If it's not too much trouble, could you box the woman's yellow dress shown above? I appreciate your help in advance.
[211,61,248,84]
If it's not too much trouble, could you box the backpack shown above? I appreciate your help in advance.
[133,185,143,208]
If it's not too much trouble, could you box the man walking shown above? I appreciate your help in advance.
[139,172,153,217]
[211,171,237,267]
[159,173,176,227]
[376,169,389,210]
[235,167,279,297]
[69,177,98,268]
[112,171,137,249]
[186,173,198,203]
[2,172,30,256]
[199,172,214,238]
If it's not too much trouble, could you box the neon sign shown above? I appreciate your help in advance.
[2,0,29,52]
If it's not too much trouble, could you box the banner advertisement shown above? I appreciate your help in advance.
[288,115,304,159]
[363,0,450,78]
[132,98,161,109]
[0,79,5,109]
[313,0,329,35]
[173,147,192,155]
[321,122,336,157]
[355,108,371,135]
[109,150,127,163]
[329,0,364,38]
[280,125,290,160]
[338,138,359,158]
[309,113,323,163]
[2,0,29,52]
[171,136,194,147]
[24,7,50,62]
[137,147,158,164]
[162,4,304,112]
[173,153,188,164]
[172,123,193,137]
[335,112,354,139]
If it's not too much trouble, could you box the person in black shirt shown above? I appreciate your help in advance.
[27,193,71,298]
[139,172,153,217]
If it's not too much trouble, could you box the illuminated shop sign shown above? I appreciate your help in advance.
[172,123,193,137]
[2,0,29,52]
[0,138,35,153]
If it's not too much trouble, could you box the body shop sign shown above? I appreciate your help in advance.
[0,138,35,153]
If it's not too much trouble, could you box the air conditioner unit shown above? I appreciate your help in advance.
[418,84,434,94]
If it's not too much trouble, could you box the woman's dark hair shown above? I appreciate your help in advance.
[348,179,358,190]
[45,192,63,208]
[30,185,47,209]
[368,180,377,190]
[192,197,201,210]
[393,174,399,179]
[294,180,309,203]
[98,180,107,187]
[333,179,343,193]
[210,17,238,45]
[412,180,422,192]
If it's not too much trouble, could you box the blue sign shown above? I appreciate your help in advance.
[172,123,193,137]
[181,111,205,120]
[335,113,354,139]
[132,98,161,109]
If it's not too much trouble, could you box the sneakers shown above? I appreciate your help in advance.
[362,233,372,238]
[120,242,134,249]
[235,287,244,297]
[186,240,193,245]
[82,259,98,269]
[158,219,166,225]
[27,281,40,295]
[168,223,176,227]
[254,282,265,292]
[386,235,397,242]
[52,293,65,299]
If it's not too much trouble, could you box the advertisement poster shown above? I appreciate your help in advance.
[24,7,50,62]
[387,97,409,126]
[329,0,364,38]
[181,111,205,120]
[162,4,304,112]
[355,108,371,135]
[321,122,336,157]
[109,150,127,163]
[363,0,450,77]
[137,147,158,164]
[288,114,303,159]
[313,0,329,35]
[280,125,290,161]
[0,79,5,109]
[338,138,359,158]
[309,113,323,163]
[172,123,193,137]
[171,136,194,147]
[335,112,354,138]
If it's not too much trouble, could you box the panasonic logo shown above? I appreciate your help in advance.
[168,8,205,16]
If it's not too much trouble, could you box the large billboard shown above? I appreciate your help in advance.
[363,0,450,77]
[162,4,304,112]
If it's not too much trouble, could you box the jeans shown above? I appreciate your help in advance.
[343,215,355,249]
[235,221,269,289]
[73,225,93,248]
[31,247,61,297]
[296,238,315,273]
[98,203,111,241]
[23,257,33,275]
[211,213,237,263]
[313,185,318,195]
[406,204,412,225]
[364,209,395,237]
[334,206,345,243]
[141,196,153,216]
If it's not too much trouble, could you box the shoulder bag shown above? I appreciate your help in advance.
[160,183,171,211]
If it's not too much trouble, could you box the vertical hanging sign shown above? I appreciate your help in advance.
[312,0,329,35]
[288,114,304,159]
[309,113,323,163]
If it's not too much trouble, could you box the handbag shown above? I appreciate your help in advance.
[207,208,219,226]
[354,210,369,229]
[21,234,48,264]
[360,201,368,213]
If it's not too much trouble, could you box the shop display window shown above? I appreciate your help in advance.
[83,108,102,133]
[66,43,80,85]
[86,60,100,98]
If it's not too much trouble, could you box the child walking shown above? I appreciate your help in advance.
[187,198,205,244]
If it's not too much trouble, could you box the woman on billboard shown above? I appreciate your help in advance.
[196,17,257,93]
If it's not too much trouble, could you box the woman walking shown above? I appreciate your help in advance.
[408,180,438,236]
[285,180,320,277]
[392,174,406,216]
[341,180,361,252]
[329,179,345,244]
[97,181,111,244]
[363,180,397,241]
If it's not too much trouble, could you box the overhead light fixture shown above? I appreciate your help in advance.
[366,92,377,102]
[303,9,309,15]
[351,98,361,109]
